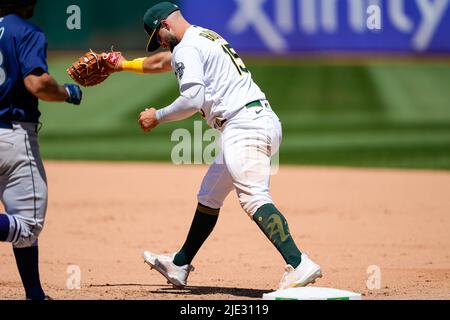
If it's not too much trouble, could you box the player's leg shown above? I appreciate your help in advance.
[143,153,234,287]
[172,152,234,267]
[172,205,219,267]
[0,175,12,240]
[0,125,48,300]
[0,132,13,241]
[223,118,303,266]
[0,213,11,241]
[223,114,314,277]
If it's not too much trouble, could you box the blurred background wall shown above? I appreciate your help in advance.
[181,0,450,54]
[33,0,450,54]
[29,0,450,169]
[32,0,179,50]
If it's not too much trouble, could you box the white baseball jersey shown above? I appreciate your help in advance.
[171,25,266,129]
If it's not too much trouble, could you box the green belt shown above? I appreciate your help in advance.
[245,100,262,108]
[215,100,265,129]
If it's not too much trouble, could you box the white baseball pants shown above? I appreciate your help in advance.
[198,102,282,216]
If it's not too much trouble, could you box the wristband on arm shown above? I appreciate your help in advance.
[122,58,145,74]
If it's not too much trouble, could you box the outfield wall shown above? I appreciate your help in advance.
[33,0,450,54]
[32,0,179,51]
[181,0,450,54]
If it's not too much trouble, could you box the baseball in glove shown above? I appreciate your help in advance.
[67,50,123,87]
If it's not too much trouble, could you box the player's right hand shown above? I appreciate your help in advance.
[64,84,82,105]
[139,107,160,133]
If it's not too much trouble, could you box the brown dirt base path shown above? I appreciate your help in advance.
[1,162,450,300]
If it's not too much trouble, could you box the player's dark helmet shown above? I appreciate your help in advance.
[0,0,37,19]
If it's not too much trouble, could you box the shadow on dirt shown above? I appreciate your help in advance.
[150,285,271,299]
[89,283,271,299]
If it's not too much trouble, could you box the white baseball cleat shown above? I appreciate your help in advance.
[143,251,194,289]
[278,253,322,290]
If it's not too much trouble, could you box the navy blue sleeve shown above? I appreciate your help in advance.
[18,29,48,78]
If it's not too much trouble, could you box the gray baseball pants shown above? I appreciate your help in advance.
[0,122,48,248]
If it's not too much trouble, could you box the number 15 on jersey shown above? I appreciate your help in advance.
[222,44,249,76]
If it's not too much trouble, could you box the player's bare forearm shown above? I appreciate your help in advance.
[116,51,172,74]
[143,52,173,73]
[24,72,69,102]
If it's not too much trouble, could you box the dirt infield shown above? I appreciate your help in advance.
[1,162,450,300]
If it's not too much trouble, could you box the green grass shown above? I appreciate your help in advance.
[38,56,450,170]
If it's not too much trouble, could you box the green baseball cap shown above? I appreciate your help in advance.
[144,2,180,52]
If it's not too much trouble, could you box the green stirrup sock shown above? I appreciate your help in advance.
[253,203,302,268]
[173,203,219,267]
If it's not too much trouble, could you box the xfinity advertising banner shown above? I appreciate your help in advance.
[180,0,450,54]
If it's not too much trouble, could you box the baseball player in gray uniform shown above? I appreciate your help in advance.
[102,2,322,291]
[0,0,82,300]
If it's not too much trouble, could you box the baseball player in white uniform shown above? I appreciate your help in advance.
[110,2,322,290]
